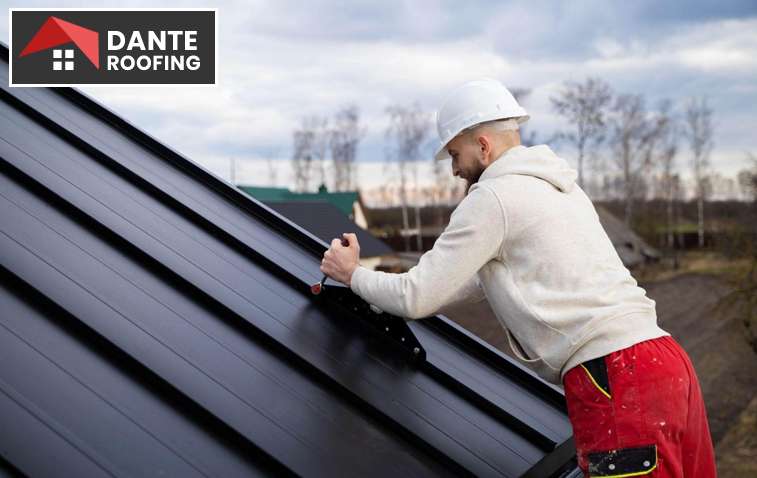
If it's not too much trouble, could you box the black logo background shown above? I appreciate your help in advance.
[11,10,215,85]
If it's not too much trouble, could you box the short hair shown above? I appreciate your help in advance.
[466,118,520,135]
[461,119,520,145]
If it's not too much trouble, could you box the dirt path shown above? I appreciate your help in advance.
[642,273,757,477]
[446,272,757,476]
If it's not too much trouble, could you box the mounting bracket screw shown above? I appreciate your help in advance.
[413,347,420,355]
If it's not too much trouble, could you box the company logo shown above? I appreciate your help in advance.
[10,8,216,86]
[19,16,100,71]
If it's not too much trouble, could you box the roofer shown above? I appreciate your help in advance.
[320,78,717,477]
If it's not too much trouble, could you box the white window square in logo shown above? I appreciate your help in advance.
[52,49,75,71]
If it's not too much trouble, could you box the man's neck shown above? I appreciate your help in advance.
[489,141,522,166]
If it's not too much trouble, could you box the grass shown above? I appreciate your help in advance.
[716,396,757,478]
[635,250,751,284]
[636,250,757,476]
[637,251,757,350]
[651,221,699,234]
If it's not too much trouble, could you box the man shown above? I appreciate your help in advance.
[320,78,717,477]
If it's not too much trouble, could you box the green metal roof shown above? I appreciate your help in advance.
[238,185,358,216]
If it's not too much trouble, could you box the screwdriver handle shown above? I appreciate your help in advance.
[320,237,349,281]
[311,236,351,295]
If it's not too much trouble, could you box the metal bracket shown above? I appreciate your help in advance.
[312,284,426,365]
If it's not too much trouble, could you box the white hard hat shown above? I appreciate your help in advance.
[434,78,529,161]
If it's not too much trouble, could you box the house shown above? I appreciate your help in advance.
[263,200,394,271]
[0,44,581,478]
[595,206,661,268]
[361,204,456,252]
[238,184,369,229]
[363,203,659,269]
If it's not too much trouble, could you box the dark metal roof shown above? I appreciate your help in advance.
[262,200,394,258]
[0,44,579,478]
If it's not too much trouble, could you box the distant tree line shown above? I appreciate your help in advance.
[550,77,725,248]
[288,78,754,254]
[291,105,363,193]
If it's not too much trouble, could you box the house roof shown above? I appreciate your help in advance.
[362,204,457,231]
[239,185,358,217]
[595,206,661,267]
[0,44,580,478]
[365,203,661,267]
[264,200,393,258]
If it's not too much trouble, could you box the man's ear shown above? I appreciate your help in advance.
[478,135,491,155]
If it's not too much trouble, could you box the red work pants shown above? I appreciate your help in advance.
[562,335,717,477]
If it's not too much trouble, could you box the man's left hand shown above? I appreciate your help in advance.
[321,233,361,287]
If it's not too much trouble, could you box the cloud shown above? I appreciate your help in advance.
[2,0,755,190]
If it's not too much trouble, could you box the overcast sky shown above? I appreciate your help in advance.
[3,1,756,191]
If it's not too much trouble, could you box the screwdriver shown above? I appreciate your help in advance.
[311,237,350,295]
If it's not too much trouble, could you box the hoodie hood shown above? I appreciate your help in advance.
[478,144,577,193]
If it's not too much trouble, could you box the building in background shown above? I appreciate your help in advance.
[264,200,394,271]
[238,184,368,229]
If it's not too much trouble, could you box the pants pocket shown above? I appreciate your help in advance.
[580,355,612,399]
[586,444,657,477]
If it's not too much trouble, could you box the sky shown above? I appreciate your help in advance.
[3,0,757,193]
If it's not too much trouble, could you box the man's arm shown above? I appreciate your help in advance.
[350,185,506,319]
[437,274,487,316]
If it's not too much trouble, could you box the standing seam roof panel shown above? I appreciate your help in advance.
[0,44,579,478]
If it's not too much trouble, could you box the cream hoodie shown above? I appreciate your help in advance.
[350,144,669,385]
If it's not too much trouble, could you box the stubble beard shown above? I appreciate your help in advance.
[464,164,485,194]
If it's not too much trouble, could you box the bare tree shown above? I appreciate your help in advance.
[684,97,714,248]
[265,149,279,187]
[707,172,737,200]
[609,94,659,225]
[717,153,757,353]
[506,87,534,146]
[385,103,430,251]
[551,78,613,189]
[431,141,452,209]
[291,118,316,192]
[412,164,423,251]
[330,105,363,191]
[311,116,330,189]
[431,153,446,203]
[738,153,757,201]
[652,100,680,249]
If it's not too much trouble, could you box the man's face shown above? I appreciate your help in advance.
[446,133,486,189]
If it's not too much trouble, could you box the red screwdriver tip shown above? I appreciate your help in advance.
[311,238,348,296]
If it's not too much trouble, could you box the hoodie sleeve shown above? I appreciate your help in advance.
[350,185,505,319]
[438,274,487,313]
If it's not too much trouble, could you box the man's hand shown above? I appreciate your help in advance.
[321,233,361,287]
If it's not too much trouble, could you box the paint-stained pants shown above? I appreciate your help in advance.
[562,335,717,477]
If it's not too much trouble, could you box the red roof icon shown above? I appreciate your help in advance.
[19,16,99,69]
